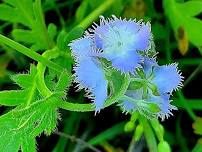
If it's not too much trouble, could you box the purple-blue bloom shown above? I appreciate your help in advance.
[86,16,152,73]
[69,15,183,119]
[69,37,107,112]
[120,57,183,120]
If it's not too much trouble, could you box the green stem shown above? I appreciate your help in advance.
[139,116,158,152]
[184,63,202,87]
[76,0,115,29]
[165,20,172,63]
[57,74,130,112]
[150,119,164,142]
[36,49,59,97]
[176,91,196,120]
[0,34,63,73]
[173,98,202,110]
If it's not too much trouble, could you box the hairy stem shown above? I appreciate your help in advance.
[36,49,59,97]
[57,74,130,112]
[0,34,63,73]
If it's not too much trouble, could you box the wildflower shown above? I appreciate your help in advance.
[119,57,183,120]
[69,37,107,112]
[86,15,152,73]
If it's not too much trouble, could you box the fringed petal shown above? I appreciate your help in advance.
[148,93,177,120]
[93,80,108,112]
[133,23,151,51]
[69,37,95,61]
[152,64,184,93]
[90,16,152,73]
[120,100,137,113]
[110,50,142,73]
[74,58,107,111]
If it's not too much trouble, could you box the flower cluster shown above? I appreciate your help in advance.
[69,15,183,119]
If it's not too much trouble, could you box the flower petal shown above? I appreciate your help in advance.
[69,37,94,60]
[120,100,137,113]
[133,23,151,50]
[148,93,177,120]
[110,50,142,73]
[152,64,183,93]
[93,81,108,112]
[143,57,157,76]
[91,16,152,73]
[74,58,108,111]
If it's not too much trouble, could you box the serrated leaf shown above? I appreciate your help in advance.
[0,65,38,106]
[0,0,53,51]
[54,70,71,93]
[0,95,58,152]
[0,3,29,26]
[21,137,36,152]
[11,64,37,89]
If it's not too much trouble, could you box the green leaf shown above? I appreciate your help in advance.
[11,64,37,89]
[0,0,53,51]
[57,30,67,51]
[163,0,202,48]
[65,27,84,44]
[54,70,71,94]
[0,65,38,106]
[192,138,202,152]
[0,90,29,106]
[47,23,57,41]
[21,137,36,152]
[75,0,89,22]
[0,95,58,152]
[176,1,202,17]
[128,81,143,90]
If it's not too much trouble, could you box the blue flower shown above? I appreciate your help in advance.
[143,57,183,94]
[69,15,183,119]
[86,16,152,73]
[119,57,183,120]
[69,37,107,112]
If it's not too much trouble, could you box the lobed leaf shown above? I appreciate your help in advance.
[0,95,58,152]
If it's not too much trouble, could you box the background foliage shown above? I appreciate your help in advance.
[0,0,202,151]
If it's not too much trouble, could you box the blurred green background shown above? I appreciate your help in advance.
[0,0,202,152]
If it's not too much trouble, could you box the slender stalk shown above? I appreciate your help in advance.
[173,98,202,110]
[76,0,115,29]
[36,49,59,97]
[139,116,158,152]
[58,74,130,112]
[177,91,196,120]
[0,34,63,73]
[184,63,202,87]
